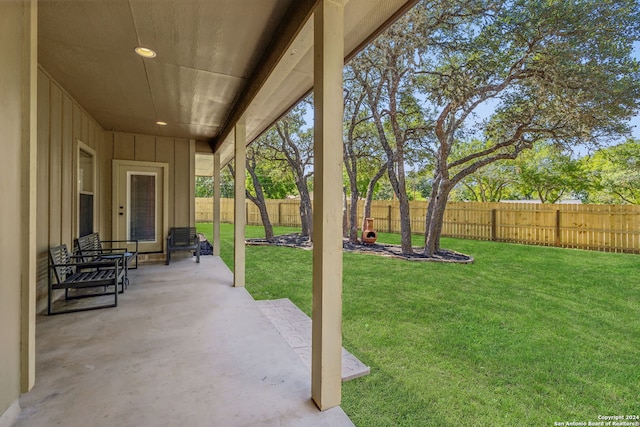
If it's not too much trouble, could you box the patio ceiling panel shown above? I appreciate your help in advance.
[38,0,138,53]
[38,0,156,131]
[91,111,165,138]
[37,0,296,142]
[143,60,243,138]
[126,0,292,140]
[38,44,155,134]
[128,0,290,79]
[38,0,417,161]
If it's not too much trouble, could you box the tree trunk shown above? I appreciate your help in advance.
[424,176,452,256]
[362,189,373,233]
[344,166,359,242]
[362,162,387,236]
[387,156,413,254]
[230,163,274,242]
[397,192,413,254]
[348,187,359,242]
[343,186,350,239]
[252,195,274,242]
[270,120,314,239]
[247,173,274,242]
[297,178,313,238]
[370,119,412,253]
[356,81,413,250]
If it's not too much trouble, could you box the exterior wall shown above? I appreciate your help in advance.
[35,69,105,314]
[35,73,197,314]
[103,132,196,235]
[0,0,36,422]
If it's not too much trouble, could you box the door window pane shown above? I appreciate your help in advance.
[129,174,156,241]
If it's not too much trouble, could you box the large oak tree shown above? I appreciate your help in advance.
[261,103,314,237]
[413,0,640,256]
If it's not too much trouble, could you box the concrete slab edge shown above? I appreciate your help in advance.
[256,298,370,382]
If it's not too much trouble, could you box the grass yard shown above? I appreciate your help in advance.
[197,223,640,426]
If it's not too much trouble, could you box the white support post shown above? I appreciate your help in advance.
[233,123,246,287]
[213,152,221,257]
[311,0,344,411]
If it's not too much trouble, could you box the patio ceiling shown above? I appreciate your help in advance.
[38,0,417,167]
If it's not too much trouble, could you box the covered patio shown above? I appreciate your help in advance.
[14,256,353,427]
[1,0,418,424]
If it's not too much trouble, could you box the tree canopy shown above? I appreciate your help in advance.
[514,141,590,203]
[583,139,640,204]
[411,0,640,255]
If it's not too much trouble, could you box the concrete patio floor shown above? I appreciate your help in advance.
[15,256,354,427]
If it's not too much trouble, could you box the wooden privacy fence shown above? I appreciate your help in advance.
[195,198,640,254]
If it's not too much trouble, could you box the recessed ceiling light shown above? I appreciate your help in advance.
[156,121,167,126]
[135,47,157,58]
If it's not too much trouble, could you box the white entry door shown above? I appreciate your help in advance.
[113,160,168,253]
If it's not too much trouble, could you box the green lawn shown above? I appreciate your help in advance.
[197,223,640,426]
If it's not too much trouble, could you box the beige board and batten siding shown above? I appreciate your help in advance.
[36,68,105,314]
[35,67,197,314]
[104,131,196,233]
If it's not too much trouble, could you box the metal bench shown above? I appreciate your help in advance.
[75,233,138,286]
[48,244,125,315]
[166,227,200,265]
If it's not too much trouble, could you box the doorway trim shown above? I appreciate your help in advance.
[112,160,169,252]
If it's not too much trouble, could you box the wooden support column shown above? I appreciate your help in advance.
[312,0,344,411]
[21,0,38,392]
[189,140,196,227]
[234,123,246,287]
[213,152,221,257]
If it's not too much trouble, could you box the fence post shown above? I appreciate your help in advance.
[491,209,497,241]
[555,209,561,246]
[278,201,282,226]
[388,204,392,233]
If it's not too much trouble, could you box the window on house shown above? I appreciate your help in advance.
[78,147,95,237]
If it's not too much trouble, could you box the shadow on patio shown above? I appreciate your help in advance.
[16,256,353,427]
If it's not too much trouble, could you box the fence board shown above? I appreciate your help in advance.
[195,198,640,254]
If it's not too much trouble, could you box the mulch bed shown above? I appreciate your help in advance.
[245,233,474,264]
